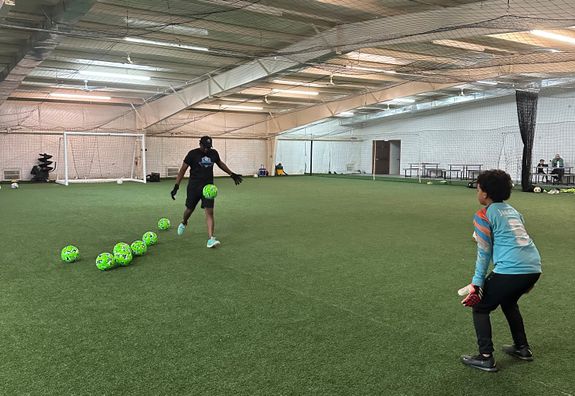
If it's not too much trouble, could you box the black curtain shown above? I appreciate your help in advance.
[516,90,538,192]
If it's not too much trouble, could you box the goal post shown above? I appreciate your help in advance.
[56,132,146,185]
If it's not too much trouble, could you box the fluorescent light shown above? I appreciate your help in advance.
[346,65,396,74]
[125,37,209,52]
[476,80,498,85]
[78,70,150,81]
[126,19,209,36]
[49,93,111,100]
[271,89,319,96]
[531,30,575,45]
[384,98,415,104]
[432,39,511,53]
[344,51,411,65]
[220,104,263,111]
[72,58,171,72]
[335,111,354,117]
[272,79,325,87]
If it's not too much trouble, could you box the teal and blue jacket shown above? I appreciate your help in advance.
[472,202,541,287]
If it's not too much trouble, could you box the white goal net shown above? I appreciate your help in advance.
[56,132,146,185]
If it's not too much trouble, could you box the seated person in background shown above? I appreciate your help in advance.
[275,162,287,176]
[550,154,564,183]
[536,159,547,173]
[258,164,269,177]
[536,159,548,182]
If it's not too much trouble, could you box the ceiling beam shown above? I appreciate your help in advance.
[217,81,457,137]
[220,54,575,137]
[136,0,575,129]
[284,0,575,55]
[135,49,331,129]
[0,0,97,105]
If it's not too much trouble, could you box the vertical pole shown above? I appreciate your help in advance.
[372,140,376,181]
[309,139,314,176]
[141,134,147,183]
[63,132,69,186]
[419,161,422,184]
[130,139,137,180]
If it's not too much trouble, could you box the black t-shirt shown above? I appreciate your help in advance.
[184,148,221,185]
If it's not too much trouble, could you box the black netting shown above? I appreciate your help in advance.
[516,90,538,192]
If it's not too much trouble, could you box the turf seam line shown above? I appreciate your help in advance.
[530,380,573,396]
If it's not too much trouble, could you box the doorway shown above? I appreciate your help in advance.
[373,140,401,175]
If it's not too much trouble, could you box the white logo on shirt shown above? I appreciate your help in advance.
[199,156,213,168]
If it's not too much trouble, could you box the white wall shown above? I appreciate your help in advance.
[0,133,268,181]
[275,140,362,175]
[354,90,575,180]
[146,137,267,177]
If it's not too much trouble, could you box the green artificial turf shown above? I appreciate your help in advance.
[0,177,573,395]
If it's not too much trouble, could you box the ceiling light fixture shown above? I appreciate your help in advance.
[272,79,325,88]
[344,51,411,65]
[476,80,498,85]
[71,59,169,72]
[271,89,319,96]
[126,18,209,36]
[385,98,415,104]
[124,37,209,52]
[346,65,396,74]
[335,111,354,117]
[531,30,575,45]
[220,104,263,111]
[78,70,151,81]
[49,93,112,100]
[432,39,511,53]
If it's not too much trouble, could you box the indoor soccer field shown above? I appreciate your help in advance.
[1,177,573,395]
[4,0,575,394]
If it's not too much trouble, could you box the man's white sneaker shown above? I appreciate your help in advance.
[207,237,220,248]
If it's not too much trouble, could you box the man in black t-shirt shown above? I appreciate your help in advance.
[170,136,243,248]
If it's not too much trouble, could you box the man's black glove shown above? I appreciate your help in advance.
[170,184,179,200]
[231,173,243,185]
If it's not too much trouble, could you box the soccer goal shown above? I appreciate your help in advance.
[56,132,146,185]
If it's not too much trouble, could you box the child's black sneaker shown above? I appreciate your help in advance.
[460,354,499,372]
[502,345,533,361]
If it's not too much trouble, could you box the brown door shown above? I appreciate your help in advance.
[373,140,390,174]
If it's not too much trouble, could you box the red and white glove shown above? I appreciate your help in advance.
[459,284,483,307]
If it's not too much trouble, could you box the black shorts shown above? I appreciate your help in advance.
[186,183,215,210]
[473,272,540,314]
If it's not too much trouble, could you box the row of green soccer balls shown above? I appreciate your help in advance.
[60,218,173,270]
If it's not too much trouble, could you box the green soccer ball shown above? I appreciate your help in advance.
[131,240,147,256]
[113,242,131,255]
[96,252,115,271]
[114,250,133,266]
[202,184,218,199]
[142,231,158,246]
[61,245,79,263]
[158,218,171,230]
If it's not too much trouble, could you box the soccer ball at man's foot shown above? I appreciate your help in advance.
[203,184,218,199]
